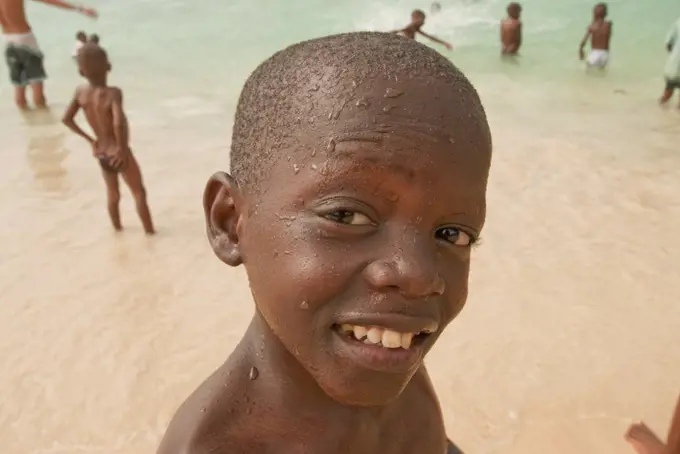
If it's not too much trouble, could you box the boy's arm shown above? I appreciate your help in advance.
[30,0,97,18]
[111,88,130,154]
[579,26,592,59]
[61,89,95,145]
[417,30,453,50]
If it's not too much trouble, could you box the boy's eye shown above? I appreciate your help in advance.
[435,226,474,247]
[323,210,373,226]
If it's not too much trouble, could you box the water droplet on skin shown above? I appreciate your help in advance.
[328,111,333,120]
[384,88,404,98]
[387,193,399,202]
[284,250,291,255]
[300,300,309,310]
[352,80,357,88]
[201,407,206,413]
[311,149,317,157]
[309,84,320,92]
[449,137,456,144]
[326,139,336,153]
[293,164,300,174]
[311,164,318,171]
[383,105,396,113]
[249,367,259,380]
[246,407,252,414]
[356,97,369,108]
[286,155,292,161]
[308,117,315,124]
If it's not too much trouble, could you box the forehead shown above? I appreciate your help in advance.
[288,70,490,159]
[261,72,490,201]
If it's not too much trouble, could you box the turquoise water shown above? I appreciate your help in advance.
[2,0,679,126]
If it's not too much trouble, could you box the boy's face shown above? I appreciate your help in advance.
[508,4,521,19]
[593,4,606,18]
[207,72,490,406]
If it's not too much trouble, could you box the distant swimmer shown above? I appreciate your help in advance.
[500,2,522,55]
[392,9,453,51]
[62,44,155,235]
[0,0,97,110]
[659,17,680,107]
[625,393,680,454]
[578,2,612,69]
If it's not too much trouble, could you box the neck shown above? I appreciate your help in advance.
[88,76,107,87]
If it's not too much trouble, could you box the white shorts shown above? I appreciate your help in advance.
[587,49,609,68]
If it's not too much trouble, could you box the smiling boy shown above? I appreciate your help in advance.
[157,32,491,454]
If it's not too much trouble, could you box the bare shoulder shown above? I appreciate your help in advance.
[158,366,253,454]
[108,86,124,100]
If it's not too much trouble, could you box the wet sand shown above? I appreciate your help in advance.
[1,104,679,453]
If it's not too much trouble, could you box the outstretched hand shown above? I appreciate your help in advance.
[444,43,453,51]
[625,422,668,454]
[78,6,98,19]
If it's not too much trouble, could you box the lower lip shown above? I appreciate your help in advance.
[332,330,424,373]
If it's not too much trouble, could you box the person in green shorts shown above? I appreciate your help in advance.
[660,17,680,107]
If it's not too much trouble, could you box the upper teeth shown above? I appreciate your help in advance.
[340,324,421,350]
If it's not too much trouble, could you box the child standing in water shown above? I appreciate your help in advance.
[157,31,491,454]
[62,43,155,235]
[500,2,522,55]
[393,9,453,50]
[579,2,612,68]
[659,17,680,107]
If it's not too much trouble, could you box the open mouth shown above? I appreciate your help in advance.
[333,323,432,350]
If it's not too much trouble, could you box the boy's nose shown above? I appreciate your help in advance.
[364,241,445,298]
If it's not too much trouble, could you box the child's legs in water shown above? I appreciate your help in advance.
[660,79,680,105]
[101,169,122,231]
[120,153,155,234]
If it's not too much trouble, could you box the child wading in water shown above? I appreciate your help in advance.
[500,2,522,55]
[393,9,453,51]
[62,43,155,234]
[660,17,680,107]
[157,32,491,454]
[579,2,612,69]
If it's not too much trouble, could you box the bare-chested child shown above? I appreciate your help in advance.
[62,43,155,235]
[500,2,522,55]
[579,2,612,69]
[157,31,491,454]
[393,9,453,51]
[625,393,680,454]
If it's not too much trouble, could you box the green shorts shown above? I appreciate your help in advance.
[4,44,47,87]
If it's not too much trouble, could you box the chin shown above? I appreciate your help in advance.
[315,370,415,408]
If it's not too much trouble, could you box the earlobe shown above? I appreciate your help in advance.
[203,171,244,267]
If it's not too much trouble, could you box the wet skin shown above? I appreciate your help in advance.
[158,72,491,454]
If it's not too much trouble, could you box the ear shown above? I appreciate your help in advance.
[203,171,244,267]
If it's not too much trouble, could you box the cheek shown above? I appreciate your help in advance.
[442,255,471,322]
[243,221,356,334]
